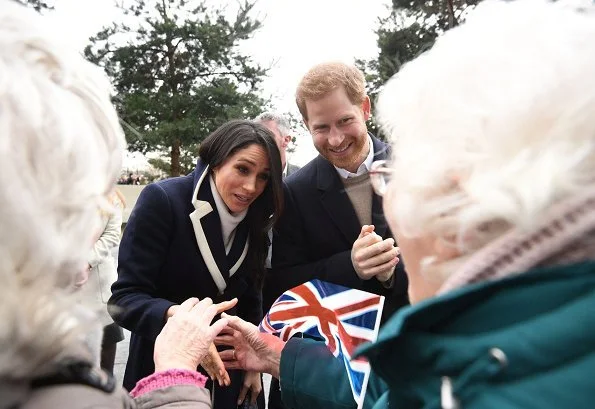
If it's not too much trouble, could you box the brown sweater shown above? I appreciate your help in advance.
[341,172,373,227]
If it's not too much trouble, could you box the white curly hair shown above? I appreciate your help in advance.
[0,1,124,379]
[377,0,595,278]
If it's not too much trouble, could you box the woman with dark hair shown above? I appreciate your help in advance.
[110,119,283,409]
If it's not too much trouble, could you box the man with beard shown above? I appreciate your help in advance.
[263,63,409,409]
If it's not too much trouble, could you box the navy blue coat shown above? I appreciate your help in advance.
[265,135,408,322]
[110,160,262,407]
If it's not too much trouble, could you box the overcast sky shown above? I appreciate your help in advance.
[49,0,391,167]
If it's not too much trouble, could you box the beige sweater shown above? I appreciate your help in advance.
[341,172,373,227]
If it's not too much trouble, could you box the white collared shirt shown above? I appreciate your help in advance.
[334,134,374,179]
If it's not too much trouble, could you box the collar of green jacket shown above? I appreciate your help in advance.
[357,260,595,408]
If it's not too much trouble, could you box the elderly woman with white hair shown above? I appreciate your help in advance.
[0,2,235,408]
[214,0,595,408]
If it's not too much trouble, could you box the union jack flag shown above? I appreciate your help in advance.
[259,279,384,409]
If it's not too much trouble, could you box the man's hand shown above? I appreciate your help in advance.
[351,225,400,281]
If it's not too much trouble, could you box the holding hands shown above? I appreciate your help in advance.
[201,343,232,386]
[154,297,236,377]
[351,225,400,283]
[216,313,285,380]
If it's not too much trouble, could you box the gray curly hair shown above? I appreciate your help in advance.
[0,1,125,379]
[377,0,595,282]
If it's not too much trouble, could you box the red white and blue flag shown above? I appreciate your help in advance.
[259,279,384,409]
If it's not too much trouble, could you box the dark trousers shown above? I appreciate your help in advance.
[268,377,288,409]
[100,323,124,375]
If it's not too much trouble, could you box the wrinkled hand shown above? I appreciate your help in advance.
[164,299,237,384]
[238,371,262,406]
[351,225,400,281]
[200,343,231,386]
[215,313,285,379]
[199,299,238,386]
[154,297,233,373]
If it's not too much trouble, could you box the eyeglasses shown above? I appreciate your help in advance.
[369,160,393,196]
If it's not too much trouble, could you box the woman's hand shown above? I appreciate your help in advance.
[215,313,285,379]
[154,297,233,373]
[200,343,231,386]
[198,298,238,386]
[238,371,262,406]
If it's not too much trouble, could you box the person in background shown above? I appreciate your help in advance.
[254,111,301,277]
[216,1,595,408]
[0,1,234,408]
[75,189,124,372]
[253,112,301,409]
[88,189,126,374]
[264,62,409,324]
[110,119,284,408]
[254,112,300,177]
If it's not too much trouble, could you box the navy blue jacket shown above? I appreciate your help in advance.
[110,160,262,407]
[265,135,408,321]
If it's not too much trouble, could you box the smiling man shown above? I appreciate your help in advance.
[264,63,410,326]
[263,62,409,409]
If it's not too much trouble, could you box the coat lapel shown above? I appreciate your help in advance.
[188,160,250,294]
[189,162,227,294]
[227,219,250,277]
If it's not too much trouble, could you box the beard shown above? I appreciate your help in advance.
[319,131,369,171]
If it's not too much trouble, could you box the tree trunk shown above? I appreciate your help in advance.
[170,138,181,177]
[446,0,458,28]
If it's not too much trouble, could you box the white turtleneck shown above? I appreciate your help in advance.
[209,175,248,254]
